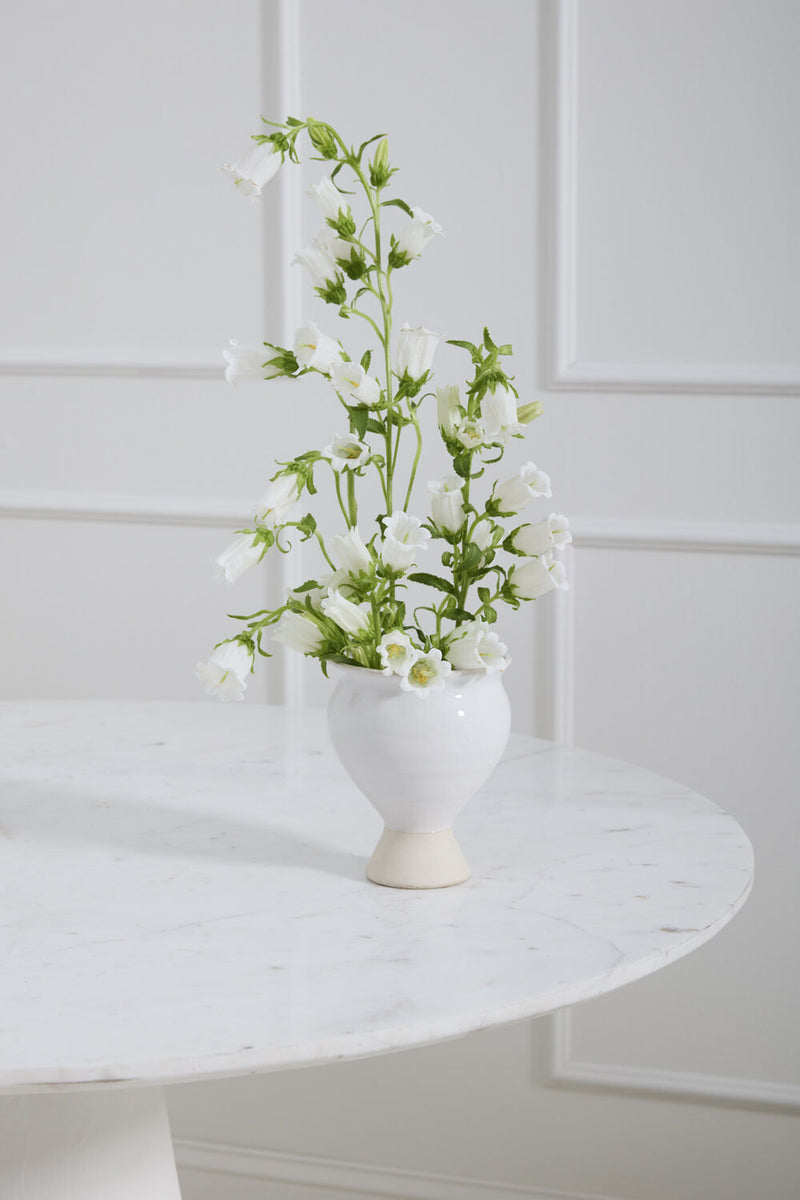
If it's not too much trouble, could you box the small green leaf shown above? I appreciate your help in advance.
[484,605,498,622]
[408,572,455,595]
[366,417,385,435]
[360,349,372,372]
[478,587,491,604]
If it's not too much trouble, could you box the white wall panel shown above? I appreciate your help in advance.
[548,0,800,389]
[0,0,271,355]
[566,546,800,1086]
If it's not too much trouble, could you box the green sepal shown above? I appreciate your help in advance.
[295,513,317,541]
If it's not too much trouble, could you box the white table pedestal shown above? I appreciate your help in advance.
[0,1088,181,1199]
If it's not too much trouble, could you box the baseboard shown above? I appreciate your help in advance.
[174,1138,624,1200]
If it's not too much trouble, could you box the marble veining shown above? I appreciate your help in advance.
[0,701,753,1094]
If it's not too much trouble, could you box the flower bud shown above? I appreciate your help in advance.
[369,137,392,188]
[307,120,338,159]
[516,401,544,425]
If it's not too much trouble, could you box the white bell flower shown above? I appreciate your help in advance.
[331,527,371,575]
[380,512,430,571]
[272,610,325,654]
[509,514,572,556]
[400,648,451,697]
[428,475,466,533]
[510,555,569,600]
[437,385,461,438]
[196,640,253,702]
[213,533,262,584]
[322,432,371,472]
[447,621,510,673]
[223,341,281,384]
[494,462,552,514]
[396,323,442,379]
[309,175,350,221]
[394,207,443,260]
[254,476,301,528]
[321,588,372,635]
[455,417,488,451]
[331,361,382,407]
[378,630,420,677]
[292,236,340,289]
[470,519,495,551]
[223,141,282,201]
[482,381,523,441]
[294,322,344,374]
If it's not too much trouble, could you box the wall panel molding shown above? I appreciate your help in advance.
[174,1136,624,1200]
[543,0,800,397]
[0,347,223,380]
[537,515,800,1109]
[0,488,251,528]
[544,1010,800,1114]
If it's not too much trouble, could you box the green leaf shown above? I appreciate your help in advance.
[366,417,385,435]
[478,587,491,605]
[360,349,372,372]
[484,605,498,622]
[498,344,513,356]
[408,572,455,595]
[483,328,497,351]
[285,116,303,126]
[349,406,369,440]
[292,578,321,593]
[452,452,473,479]
[381,197,414,217]
[295,513,317,540]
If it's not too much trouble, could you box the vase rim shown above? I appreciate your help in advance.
[327,661,508,682]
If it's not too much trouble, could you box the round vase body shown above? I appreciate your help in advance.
[327,664,511,889]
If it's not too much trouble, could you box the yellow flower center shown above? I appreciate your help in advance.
[409,660,434,687]
[387,643,404,661]
[342,444,361,459]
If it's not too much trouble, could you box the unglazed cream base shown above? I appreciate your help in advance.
[367,828,471,889]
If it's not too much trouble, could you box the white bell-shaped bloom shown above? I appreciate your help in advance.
[294,321,344,374]
[447,621,510,673]
[330,361,382,407]
[223,141,282,201]
[455,417,488,451]
[380,512,430,571]
[309,175,350,221]
[510,555,569,600]
[378,630,420,677]
[399,648,451,697]
[509,514,572,557]
[437,385,461,438]
[331,527,371,575]
[322,432,370,472]
[223,341,281,384]
[213,533,262,584]
[428,475,466,533]
[494,462,552,514]
[272,610,325,654]
[482,381,522,440]
[292,235,340,289]
[470,519,495,551]
[396,323,441,379]
[394,207,443,260]
[321,588,372,635]
[254,476,301,528]
[196,640,253,702]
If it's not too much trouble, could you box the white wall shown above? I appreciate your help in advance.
[2,1,799,1197]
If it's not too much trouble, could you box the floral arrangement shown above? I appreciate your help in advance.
[197,117,570,702]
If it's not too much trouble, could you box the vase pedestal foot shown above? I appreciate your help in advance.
[367,829,470,889]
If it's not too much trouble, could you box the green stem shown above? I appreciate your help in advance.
[346,471,357,527]
[403,410,423,511]
[333,472,349,525]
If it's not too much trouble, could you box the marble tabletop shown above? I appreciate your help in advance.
[0,701,752,1095]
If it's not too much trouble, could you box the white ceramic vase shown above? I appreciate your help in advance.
[327,663,511,889]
